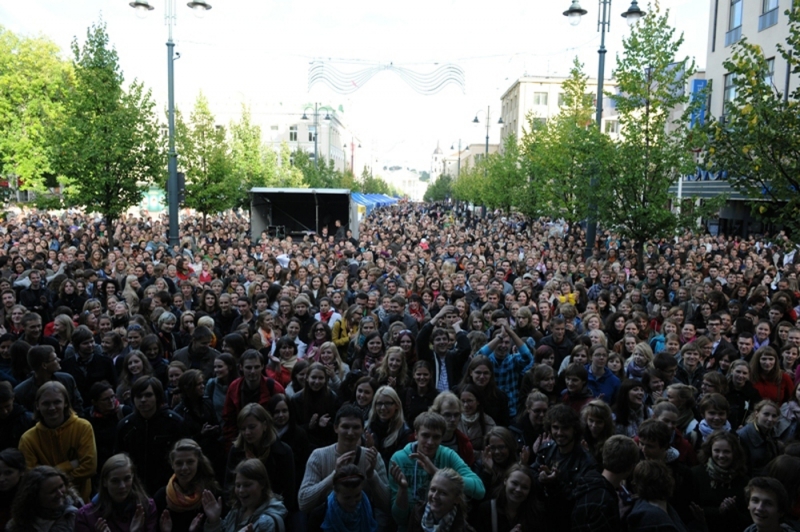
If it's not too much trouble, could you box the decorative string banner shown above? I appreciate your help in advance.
[308,60,466,95]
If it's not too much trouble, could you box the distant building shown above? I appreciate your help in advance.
[431,142,444,178]
[499,76,620,144]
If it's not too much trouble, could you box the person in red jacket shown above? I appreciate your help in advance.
[265,338,296,388]
[751,346,793,405]
[222,349,284,448]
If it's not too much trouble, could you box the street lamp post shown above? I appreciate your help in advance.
[563,0,644,257]
[472,106,503,159]
[129,0,211,248]
[450,140,463,179]
[301,103,331,168]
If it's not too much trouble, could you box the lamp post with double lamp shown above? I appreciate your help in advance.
[129,0,212,248]
[301,103,332,168]
[449,140,469,180]
[562,0,645,258]
[343,140,361,173]
[472,106,503,160]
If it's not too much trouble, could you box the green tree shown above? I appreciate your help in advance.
[520,58,611,223]
[229,104,272,209]
[701,2,800,236]
[597,6,714,261]
[292,150,342,188]
[179,92,236,222]
[451,159,488,205]
[52,21,161,247]
[0,27,72,195]
[481,134,525,213]
[423,173,453,202]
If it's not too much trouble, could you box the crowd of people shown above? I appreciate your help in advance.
[0,201,799,532]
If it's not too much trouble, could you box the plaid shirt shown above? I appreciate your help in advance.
[478,343,533,417]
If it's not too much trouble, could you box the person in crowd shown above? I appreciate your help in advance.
[18,381,97,501]
[200,458,288,532]
[612,378,652,437]
[727,359,763,430]
[0,448,26,530]
[571,435,640,532]
[738,400,781,476]
[61,325,116,406]
[460,356,511,427]
[75,453,158,531]
[429,391,475,467]
[173,368,220,459]
[291,361,340,450]
[581,399,615,466]
[366,385,413,467]
[456,383,496,452]
[744,476,793,532]
[404,360,438,426]
[475,321,533,418]
[388,411,484,531]
[399,468,473,532]
[307,463,378,532]
[472,464,537,532]
[531,403,596,529]
[626,460,690,532]
[472,426,518,501]
[13,345,84,414]
[298,404,390,519]
[685,393,732,451]
[86,380,125,475]
[115,376,186,495]
[226,403,296,512]
[7,465,81,532]
[172,325,221,382]
[204,352,238,424]
[0,381,34,451]
[751,346,794,404]
[691,431,751,532]
[416,306,471,392]
[265,392,310,490]
[222,349,284,447]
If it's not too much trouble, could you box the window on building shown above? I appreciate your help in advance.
[558,93,566,107]
[289,125,297,141]
[726,0,743,45]
[270,125,279,131]
[729,0,742,30]
[533,92,548,106]
[308,126,316,142]
[765,57,775,87]
[531,117,548,129]
[723,73,737,115]
[604,120,620,134]
[759,0,779,30]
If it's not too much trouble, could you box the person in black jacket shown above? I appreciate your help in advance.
[416,305,470,392]
[0,381,33,451]
[532,404,597,530]
[61,325,116,407]
[114,376,186,494]
[571,435,640,532]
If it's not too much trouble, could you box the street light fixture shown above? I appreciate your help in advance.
[130,0,212,248]
[472,106,503,158]
[563,0,645,258]
[301,103,332,168]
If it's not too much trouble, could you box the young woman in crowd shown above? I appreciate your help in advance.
[737,399,781,476]
[460,356,511,427]
[473,464,539,532]
[0,448,25,530]
[365,385,413,466]
[750,346,794,404]
[200,458,287,532]
[290,362,340,450]
[7,465,81,532]
[266,393,310,489]
[204,353,238,423]
[456,383,496,452]
[75,454,158,531]
[403,360,439,426]
[227,403,297,513]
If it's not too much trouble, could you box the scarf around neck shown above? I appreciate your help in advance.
[698,419,731,440]
[705,458,736,489]
[166,475,202,512]
[421,503,458,532]
[281,354,298,371]
[321,490,377,532]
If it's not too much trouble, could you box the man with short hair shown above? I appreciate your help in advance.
[19,312,60,355]
[416,306,470,391]
[171,325,221,381]
[636,418,695,525]
[299,405,390,518]
[532,404,596,530]
[586,345,620,404]
[737,332,756,362]
[115,376,185,494]
[388,412,485,531]
[477,321,532,417]
[61,325,116,406]
[221,349,284,446]
[19,269,53,322]
[14,345,84,414]
[571,435,640,532]
[379,295,419,337]
[706,313,734,362]
[540,317,575,367]
[230,296,257,336]
[745,477,791,532]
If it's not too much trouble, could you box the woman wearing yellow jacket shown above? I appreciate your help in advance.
[18,380,97,501]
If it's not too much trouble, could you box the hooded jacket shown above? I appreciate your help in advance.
[625,498,687,532]
[388,442,485,531]
[204,497,287,532]
[18,412,97,501]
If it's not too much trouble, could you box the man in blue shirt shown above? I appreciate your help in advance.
[477,320,533,417]
[586,344,620,404]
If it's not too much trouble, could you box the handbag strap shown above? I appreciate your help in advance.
[491,498,498,532]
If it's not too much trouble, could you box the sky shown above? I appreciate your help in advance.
[0,0,710,173]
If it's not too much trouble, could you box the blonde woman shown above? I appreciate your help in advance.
[366,386,412,466]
